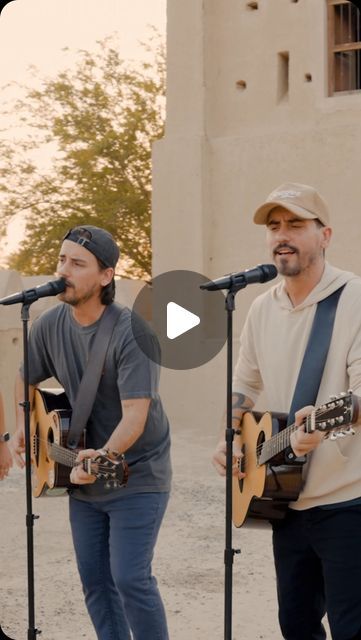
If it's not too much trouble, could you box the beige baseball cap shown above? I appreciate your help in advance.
[253,182,330,226]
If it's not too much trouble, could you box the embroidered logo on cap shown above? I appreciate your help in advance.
[269,189,301,201]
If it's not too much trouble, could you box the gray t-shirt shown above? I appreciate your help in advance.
[26,302,171,501]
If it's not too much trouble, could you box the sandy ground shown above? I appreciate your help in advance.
[0,425,330,640]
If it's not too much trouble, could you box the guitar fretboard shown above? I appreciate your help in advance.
[258,405,340,465]
[258,422,297,465]
[48,443,78,468]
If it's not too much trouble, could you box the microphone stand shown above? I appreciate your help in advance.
[20,302,40,639]
[0,299,41,639]
[203,277,248,640]
[0,280,65,639]
[202,264,277,639]
[223,281,245,640]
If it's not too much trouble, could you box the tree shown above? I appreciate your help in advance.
[0,33,165,278]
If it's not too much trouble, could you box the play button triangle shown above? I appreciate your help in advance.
[166,302,200,340]
[131,269,227,370]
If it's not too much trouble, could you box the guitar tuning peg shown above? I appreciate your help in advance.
[329,395,337,401]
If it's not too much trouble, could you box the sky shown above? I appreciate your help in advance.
[0,0,166,81]
[0,0,166,258]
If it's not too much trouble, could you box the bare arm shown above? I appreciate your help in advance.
[103,397,150,453]
[212,392,254,477]
[70,397,151,485]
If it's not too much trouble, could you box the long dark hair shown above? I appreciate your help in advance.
[97,258,116,305]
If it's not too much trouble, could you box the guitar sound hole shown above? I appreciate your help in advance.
[256,431,265,465]
[46,429,55,462]
[238,445,245,491]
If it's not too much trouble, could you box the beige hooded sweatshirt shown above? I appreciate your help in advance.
[233,262,361,509]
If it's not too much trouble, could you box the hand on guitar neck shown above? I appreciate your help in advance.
[69,448,98,485]
[69,447,122,485]
[291,405,325,457]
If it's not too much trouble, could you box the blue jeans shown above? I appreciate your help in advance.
[272,506,361,640]
[69,492,169,640]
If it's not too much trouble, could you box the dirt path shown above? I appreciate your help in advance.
[0,427,287,639]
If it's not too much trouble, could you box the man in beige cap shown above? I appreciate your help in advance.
[213,182,361,639]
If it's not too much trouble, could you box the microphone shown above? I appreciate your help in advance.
[0,277,66,306]
[200,264,278,291]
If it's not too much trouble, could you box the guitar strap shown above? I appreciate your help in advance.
[287,283,346,426]
[66,303,124,449]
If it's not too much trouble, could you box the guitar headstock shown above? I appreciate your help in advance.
[83,453,129,489]
[306,391,359,439]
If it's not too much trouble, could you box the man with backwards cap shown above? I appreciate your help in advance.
[213,183,361,639]
[11,226,171,640]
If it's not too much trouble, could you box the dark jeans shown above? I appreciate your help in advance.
[272,506,361,640]
[69,491,169,640]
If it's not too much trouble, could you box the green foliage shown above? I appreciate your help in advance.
[0,34,165,278]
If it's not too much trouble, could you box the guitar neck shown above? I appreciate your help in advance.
[258,393,359,465]
[48,442,78,468]
[258,422,297,465]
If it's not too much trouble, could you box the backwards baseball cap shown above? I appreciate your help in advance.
[63,225,120,268]
[253,182,330,227]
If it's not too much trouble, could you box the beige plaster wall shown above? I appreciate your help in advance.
[152,0,361,429]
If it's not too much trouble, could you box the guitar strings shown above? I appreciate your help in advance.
[237,405,348,469]
[31,433,124,474]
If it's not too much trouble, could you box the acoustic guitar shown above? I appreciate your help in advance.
[30,388,128,497]
[232,392,360,527]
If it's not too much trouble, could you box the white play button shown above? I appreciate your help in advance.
[166,302,200,340]
[131,270,227,370]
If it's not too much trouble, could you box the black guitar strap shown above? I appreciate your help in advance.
[287,283,347,426]
[66,303,124,449]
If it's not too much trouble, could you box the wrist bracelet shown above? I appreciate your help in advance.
[98,447,122,460]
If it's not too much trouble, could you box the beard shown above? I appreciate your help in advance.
[59,283,99,306]
[273,243,301,277]
[276,257,302,277]
[274,249,320,278]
